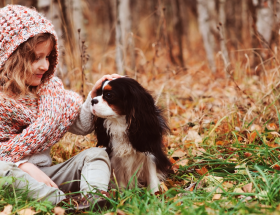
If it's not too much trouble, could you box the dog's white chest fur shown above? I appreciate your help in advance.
[104,116,134,156]
[104,116,160,192]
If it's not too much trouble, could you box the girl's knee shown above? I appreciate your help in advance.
[83,147,110,163]
[0,161,16,177]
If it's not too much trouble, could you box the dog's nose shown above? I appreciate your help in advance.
[91,99,99,105]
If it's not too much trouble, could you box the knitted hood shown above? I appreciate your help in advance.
[0,5,59,79]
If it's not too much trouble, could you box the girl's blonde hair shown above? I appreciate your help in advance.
[0,33,56,97]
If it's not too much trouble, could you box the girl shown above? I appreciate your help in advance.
[0,4,119,208]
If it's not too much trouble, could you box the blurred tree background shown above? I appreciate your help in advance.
[1,0,278,82]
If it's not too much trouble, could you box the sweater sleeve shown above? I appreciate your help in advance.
[68,92,95,135]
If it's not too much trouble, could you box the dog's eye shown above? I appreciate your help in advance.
[104,92,114,99]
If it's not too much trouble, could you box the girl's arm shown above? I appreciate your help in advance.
[19,162,58,188]
[68,74,122,135]
[68,92,94,135]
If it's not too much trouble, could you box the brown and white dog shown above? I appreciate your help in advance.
[91,77,171,192]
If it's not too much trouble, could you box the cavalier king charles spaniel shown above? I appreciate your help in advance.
[91,77,171,192]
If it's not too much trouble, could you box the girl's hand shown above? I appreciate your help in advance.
[91,74,123,98]
[18,162,58,188]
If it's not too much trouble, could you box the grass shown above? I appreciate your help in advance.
[2,136,280,214]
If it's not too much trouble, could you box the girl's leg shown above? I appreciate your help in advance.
[0,161,65,204]
[40,147,111,194]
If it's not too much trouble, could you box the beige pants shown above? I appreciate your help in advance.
[0,148,111,205]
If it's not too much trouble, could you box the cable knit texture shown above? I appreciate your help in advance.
[0,77,83,163]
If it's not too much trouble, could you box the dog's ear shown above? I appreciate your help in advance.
[124,80,171,174]
[94,117,111,154]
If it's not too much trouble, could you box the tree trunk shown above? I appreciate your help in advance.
[172,0,184,66]
[115,0,134,74]
[253,0,274,45]
[197,0,217,73]
[218,0,230,67]
[115,0,124,74]
[71,0,86,42]
[242,0,251,48]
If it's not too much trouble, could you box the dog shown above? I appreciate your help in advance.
[91,77,171,192]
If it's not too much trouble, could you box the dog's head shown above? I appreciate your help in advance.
[91,77,155,120]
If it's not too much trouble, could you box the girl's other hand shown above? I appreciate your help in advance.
[91,74,123,98]
[19,162,58,188]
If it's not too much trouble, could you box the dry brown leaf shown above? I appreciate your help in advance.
[247,131,257,142]
[233,188,244,193]
[273,164,280,170]
[171,149,186,158]
[250,124,262,132]
[270,131,280,137]
[242,183,253,193]
[267,123,278,131]
[116,209,127,215]
[216,141,224,146]
[170,157,179,172]
[196,147,206,156]
[223,181,234,190]
[176,159,189,166]
[195,166,208,175]
[0,205,12,215]
[54,207,65,215]
[212,194,221,200]
[244,152,252,157]
[17,208,37,215]
[160,182,168,192]
[103,210,127,215]
[184,130,202,146]
[267,142,278,148]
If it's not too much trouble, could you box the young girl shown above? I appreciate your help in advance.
[0,5,119,208]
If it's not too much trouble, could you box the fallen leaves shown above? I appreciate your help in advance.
[0,205,65,215]
[183,130,202,146]
[171,149,186,158]
[17,208,37,215]
[272,164,280,170]
[0,205,12,215]
[104,209,127,215]
[212,194,221,200]
[266,123,278,131]
[244,152,252,157]
[242,183,253,193]
[176,159,189,166]
[54,207,65,215]
[160,182,169,192]
[195,166,208,176]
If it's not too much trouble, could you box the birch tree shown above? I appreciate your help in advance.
[71,0,86,42]
[197,0,217,73]
[218,0,230,67]
[115,0,134,75]
[252,0,274,45]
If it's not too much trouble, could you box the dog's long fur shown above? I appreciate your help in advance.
[91,77,171,192]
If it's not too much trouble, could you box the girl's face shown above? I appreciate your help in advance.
[26,40,53,86]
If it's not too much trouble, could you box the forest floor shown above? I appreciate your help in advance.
[2,43,280,215]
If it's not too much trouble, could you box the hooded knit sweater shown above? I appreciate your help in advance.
[0,5,95,166]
